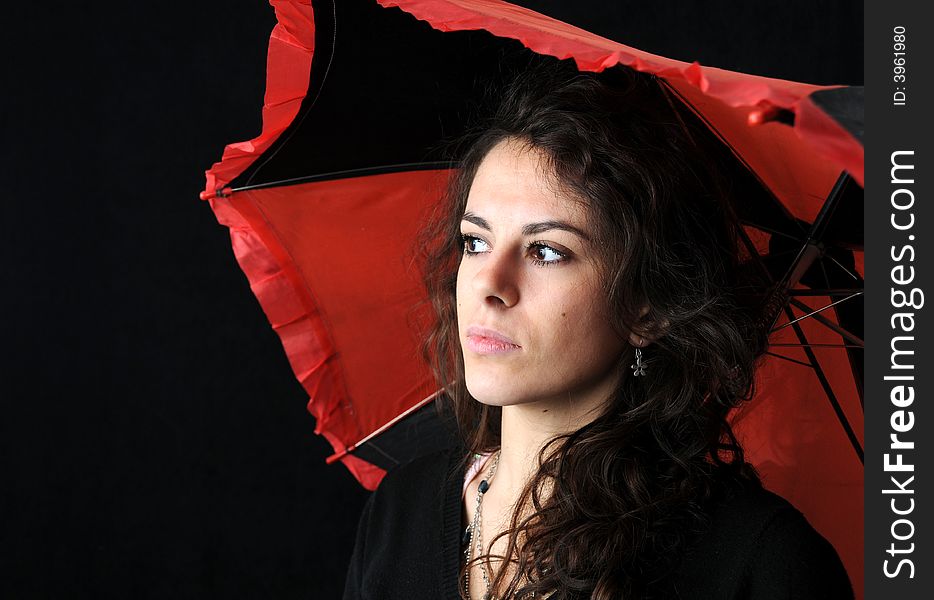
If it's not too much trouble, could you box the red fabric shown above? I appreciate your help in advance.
[209,170,448,490]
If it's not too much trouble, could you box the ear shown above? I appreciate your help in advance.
[627,304,668,347]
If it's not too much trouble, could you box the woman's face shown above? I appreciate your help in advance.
[456,138,629,411]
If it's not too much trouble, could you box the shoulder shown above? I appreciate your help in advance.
[375,442,466,499]
[709,482,805,534]
[675,483,854,599]
[344,443,467,599]
[364,442,467,527]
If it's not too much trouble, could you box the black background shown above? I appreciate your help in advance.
[3,2,861,598]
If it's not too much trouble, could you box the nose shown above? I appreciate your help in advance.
[470,248,520,308]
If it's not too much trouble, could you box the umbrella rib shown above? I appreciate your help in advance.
[782,306,864,464]
[788,288,862,296]
[744,223,804,243]
[764,172,853,336]
[231,161,458,193]
[362,441,402,468]
[325,389,444,465]
[816,252,865,410]
[764,351,813,368]
[788,298,864,347]
[824,252,862,282]
[771,291,863,333]
[812,244,866,411]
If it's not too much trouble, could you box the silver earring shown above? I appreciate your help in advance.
[631,346,646,376]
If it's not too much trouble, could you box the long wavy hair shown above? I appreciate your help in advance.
[419,56,774,599]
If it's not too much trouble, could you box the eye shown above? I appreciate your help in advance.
[461,234,490,255]
[528,242,568,267]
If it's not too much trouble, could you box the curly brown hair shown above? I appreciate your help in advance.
[418,56,773,599]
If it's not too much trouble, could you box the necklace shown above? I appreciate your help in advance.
[464,450,501,600]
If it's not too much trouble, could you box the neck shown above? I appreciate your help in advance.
[491,382,616,502]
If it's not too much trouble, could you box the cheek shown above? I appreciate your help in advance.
[548,292,619,356]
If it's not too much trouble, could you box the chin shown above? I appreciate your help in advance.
[465,384,505,407]
[465,375,515,407]
[464,372,537,407]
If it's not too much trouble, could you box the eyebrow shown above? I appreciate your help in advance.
[461,211,591,242]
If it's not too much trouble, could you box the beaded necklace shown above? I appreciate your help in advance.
[462,451,553,600]
[463,450,501,600]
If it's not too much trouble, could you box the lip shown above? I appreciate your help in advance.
[465,325,521,355]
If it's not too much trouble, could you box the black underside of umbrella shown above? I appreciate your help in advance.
[230,0,532,189]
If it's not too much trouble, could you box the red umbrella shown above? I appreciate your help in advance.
[201,0,863,594]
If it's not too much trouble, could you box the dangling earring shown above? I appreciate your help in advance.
[631,344,646,377]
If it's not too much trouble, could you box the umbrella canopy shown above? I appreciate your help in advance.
[201,0,863,593]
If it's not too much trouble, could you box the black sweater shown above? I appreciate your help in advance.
[343,444,854,599]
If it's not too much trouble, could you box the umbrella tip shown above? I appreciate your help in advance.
[325,445,355,464]
[200,187,232,201]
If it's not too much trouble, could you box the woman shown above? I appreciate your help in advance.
[343,58,854,599]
